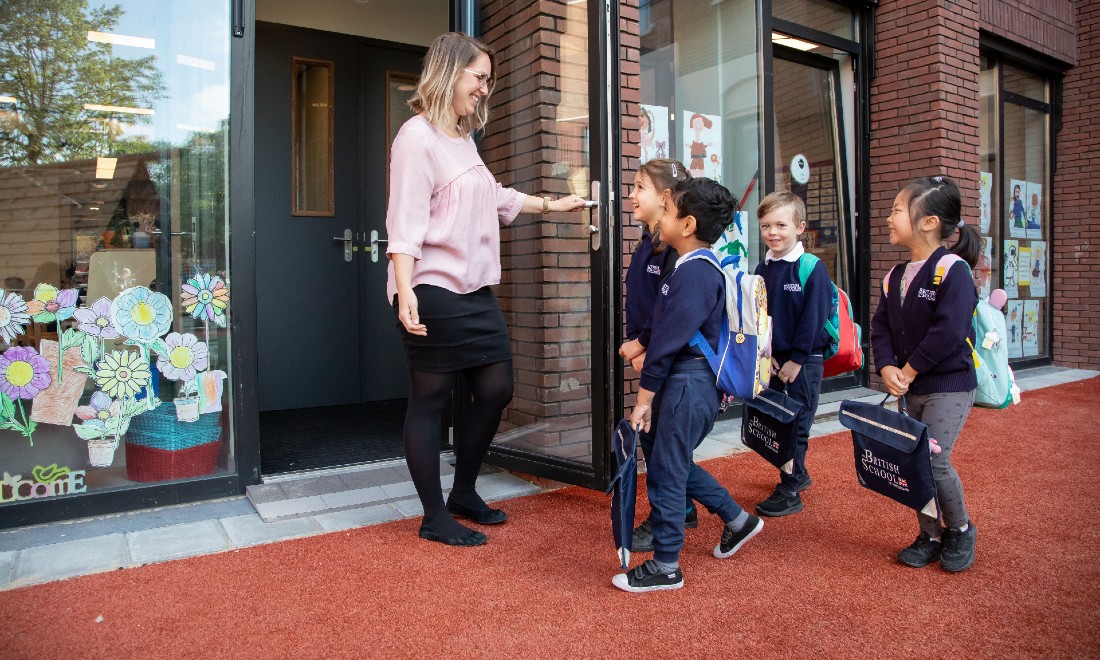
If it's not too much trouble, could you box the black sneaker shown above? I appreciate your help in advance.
[796,472,813,492]
[755,485,804,517]
[897,532,943,568]
[713,515,764,558]
[940,522,977,572]
[632,505,698,553]
[685,503,699,529]
[611,559,684,593]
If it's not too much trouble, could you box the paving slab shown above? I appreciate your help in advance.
[126,520,230,566]
[244,483,286,505]
[390,498,424,517]
[251,495,327,521]
[380,480,418,500]
[219,514,321,548]
[0,550,17,589]
[279,475,346,499]
[320,486,387,509]
[12,534,126,587]
[338,466,407,490]
[313,504,404,532]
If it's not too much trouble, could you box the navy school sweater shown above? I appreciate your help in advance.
[754,252,832,364]
[624,229,677,347]
[870,246,978,394]
[639,252,724,393]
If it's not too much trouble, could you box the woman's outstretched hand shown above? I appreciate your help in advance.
[552,194,589,212]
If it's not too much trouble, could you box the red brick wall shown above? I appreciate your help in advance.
[868,0,982,384]
[980,0,1077,65]
[620,1,642,411]
[1052,2,1100,368]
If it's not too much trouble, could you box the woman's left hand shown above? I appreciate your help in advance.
[551,195,589,212]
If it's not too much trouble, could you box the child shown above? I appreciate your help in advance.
[871,175,980,572]
[614,177,763,593]
[618,159,695,554]
[752,192,832,517]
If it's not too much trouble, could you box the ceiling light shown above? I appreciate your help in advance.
[177,54,215,70]
[771,32,818,51]
[87,31,155,49]
[95,157,117,179]
[84,103,154,115]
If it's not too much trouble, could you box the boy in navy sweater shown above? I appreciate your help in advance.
[614,178,762,594]
[753,192,831,517]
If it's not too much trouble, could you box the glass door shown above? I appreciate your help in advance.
[473,0,614,488]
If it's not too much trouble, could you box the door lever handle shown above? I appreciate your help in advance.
[334,228,352,262]
[582,200,599,209]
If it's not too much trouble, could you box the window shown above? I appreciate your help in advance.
[292,58,334,216]
[979,56,1052,361]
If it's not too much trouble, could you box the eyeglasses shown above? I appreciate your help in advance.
[463,68,492,89]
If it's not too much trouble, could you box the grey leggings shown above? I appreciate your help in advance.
[904,390,975,536]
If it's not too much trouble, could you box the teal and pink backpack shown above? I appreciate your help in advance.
[797,253,863,378]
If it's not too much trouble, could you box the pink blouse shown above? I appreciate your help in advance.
[385,114,525,301]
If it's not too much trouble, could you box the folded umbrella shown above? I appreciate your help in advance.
[605,418,638,570]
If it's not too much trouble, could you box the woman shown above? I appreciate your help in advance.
[387,32,586,547]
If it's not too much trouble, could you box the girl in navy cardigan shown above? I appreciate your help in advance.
[619,159,694,554]
[871,175,981,573]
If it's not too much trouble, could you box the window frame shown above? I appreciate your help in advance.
[290,56,336,217]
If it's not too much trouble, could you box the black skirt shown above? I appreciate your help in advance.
[392,284,511,373]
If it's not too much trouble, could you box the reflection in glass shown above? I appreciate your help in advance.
[293,59,334,216]
[0,0,233,497]
[772,0,856,41]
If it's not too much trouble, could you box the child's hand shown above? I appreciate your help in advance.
[630,352,646,372]
[880,366,909,396]
[619,338,644,361]
[778,361,802,384]
[771,357,781,375]
[630,403,651,432]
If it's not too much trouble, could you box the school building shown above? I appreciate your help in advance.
[0,0,1095,528]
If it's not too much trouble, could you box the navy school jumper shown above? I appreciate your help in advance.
[624,228,677,348]
[871,246,978,394]
[641,252,744,565]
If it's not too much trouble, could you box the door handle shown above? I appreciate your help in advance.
[367,229,387,263]
[588,181,601,251]
[333,228,352,262]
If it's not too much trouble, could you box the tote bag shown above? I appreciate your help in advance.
[839,395,939,518]
[741,386,803,474]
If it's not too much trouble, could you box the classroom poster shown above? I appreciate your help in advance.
[976,236,993,299]
[639,104,669,164]
[1003,239,1019,298]
[1025,181,1043,240]
[682,111,722,182]
[1030,241,1047,297]
[979,171,993,234]
[1008,179,1028,239]
[713,212,749,273]
[1007,300,1024,358]
[1018,246,1032,286]
[1022,300,1040,357]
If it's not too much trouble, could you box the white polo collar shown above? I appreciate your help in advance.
[765,241,805,264]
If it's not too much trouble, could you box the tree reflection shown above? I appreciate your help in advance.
[0,0,165,166]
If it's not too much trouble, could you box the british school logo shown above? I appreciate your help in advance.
[661,283,670,296]
[860,449,909,492]
[783,283,802,292]
[916,288,936,301]
[647,264,662,275]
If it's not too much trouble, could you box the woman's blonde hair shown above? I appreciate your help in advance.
[409,32,495,137]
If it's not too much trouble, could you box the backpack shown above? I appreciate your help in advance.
[930,254,1021,409]
[797,253,864,378]
[682,248,772,400]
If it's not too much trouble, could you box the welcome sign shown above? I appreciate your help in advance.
[0,464,87,502]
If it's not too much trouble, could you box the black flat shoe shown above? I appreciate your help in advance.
[446,500,508,525]
[417,524,487,546]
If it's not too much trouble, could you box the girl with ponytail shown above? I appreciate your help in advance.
[870,175,980,573]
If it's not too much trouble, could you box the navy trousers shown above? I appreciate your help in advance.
[772,354,824,494]
[647,360,743,565]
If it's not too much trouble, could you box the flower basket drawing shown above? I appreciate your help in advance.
[124,403,222,481]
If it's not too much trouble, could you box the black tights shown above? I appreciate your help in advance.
[404,360,513,536]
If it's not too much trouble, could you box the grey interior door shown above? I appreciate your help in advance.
[255,22,423,472]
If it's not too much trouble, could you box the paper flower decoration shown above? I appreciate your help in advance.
[156,332,209,382]
[182,274,229,327]
[73,297,120,339]
[94,350,152,399]
[25,284,78,324]
[0,346,51,400]
[0,289,30,344]
[75,391,122,430]
[111,287,172,341]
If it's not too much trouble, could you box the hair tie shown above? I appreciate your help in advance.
[933,175,944,183]
[671,163,678,177]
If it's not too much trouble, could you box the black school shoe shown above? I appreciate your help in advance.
[713,514,764,559]
[611,559,684,593]
[630,504,699,553]
[755,485,804,517]
[445,499,508,525]
[940,522,977,572]
[418,523,487,547]
[897,531,943,568]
